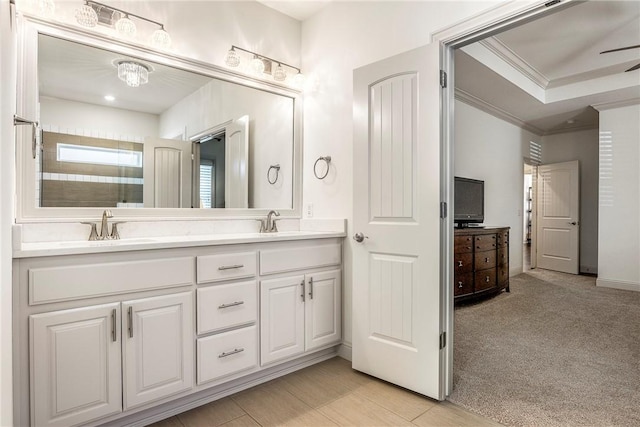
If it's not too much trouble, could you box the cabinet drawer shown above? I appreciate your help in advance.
[474,234,497,251]
[497,247,508,266]
[454,273,473,296]
[197,325,257,385]
[197,252,256,284]
[197,281,257,335]
[474,250,496,270]
[498,265,509,289]
[454,236,473,254]
[475,269,496,292]
[29,257,195,305]
[260,243,341,275]
[454,252,473,274]
[497,230,509,248]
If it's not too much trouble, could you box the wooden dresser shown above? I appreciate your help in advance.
[454,226,509,302]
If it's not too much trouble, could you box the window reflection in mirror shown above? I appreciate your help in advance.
[37,34,294,210]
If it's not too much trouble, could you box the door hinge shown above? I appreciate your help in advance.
[440,202,447,219]
[439,332,446,350]
[440,70,447,88]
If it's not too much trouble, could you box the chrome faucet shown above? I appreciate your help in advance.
[265,210,280,233]
[100,210,113,240]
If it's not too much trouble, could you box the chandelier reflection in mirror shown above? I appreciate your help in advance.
[74,0,171,49]
[117,61,149,87]
[225,45,304,87]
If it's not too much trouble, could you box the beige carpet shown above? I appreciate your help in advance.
[448,269,640,427]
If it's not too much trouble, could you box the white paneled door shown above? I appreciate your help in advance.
[225,115,249,208]
[143,138,192,208]
[353,43,444,399]
[536,160,580,274]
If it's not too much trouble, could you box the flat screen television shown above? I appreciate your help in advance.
[454,177,484,227]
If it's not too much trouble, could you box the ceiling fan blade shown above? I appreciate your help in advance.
[625,63,640,72]
[600,44,640,54]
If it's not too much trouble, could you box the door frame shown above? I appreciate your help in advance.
[433,0,577,396]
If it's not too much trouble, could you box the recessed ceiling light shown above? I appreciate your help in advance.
[104,95,115,101]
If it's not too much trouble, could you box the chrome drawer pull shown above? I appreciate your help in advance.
[219,348,245,358]
[458,261,463,267]
[218,301,244,309]
[218,264,244,270]
[458,282,463,288]
[485,257,489,263]
[300,280,305,302]
[485,276,490,283]
[111,309,117,342]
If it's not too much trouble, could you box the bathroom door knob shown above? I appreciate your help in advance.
[353,232,368,243]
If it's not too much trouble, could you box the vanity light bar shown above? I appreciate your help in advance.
[225,45,305,87]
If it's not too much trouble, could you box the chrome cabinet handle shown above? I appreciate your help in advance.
[218,301,244,309]
[218,348,244,358]
[308,277,314,299]
[300,280,305,302]
[458,261,463,267]
[127,306,133,338]
[218,264,244,270]
[458,282,463,288]
[485,276,490,283]
[111,309,117,342]
[485,257,489,263]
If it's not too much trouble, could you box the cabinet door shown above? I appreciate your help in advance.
[123,292,194,409]
[260,275,305,365]
[305,269,342,351]
[30,303,121,427]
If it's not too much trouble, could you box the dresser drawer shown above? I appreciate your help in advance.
[197,280,257,335]
[197,252,256,284]
[454,273,474,297]
[454,252,473,274]
[454,236,473,254]
[474,250,496,270]
[475,269,496,292]
[497,265,509,289]
[497,247,508,266]
[474,234,497,251]
[197,325,258,385]
[497,230,509,248]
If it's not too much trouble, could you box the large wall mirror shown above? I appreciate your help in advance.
[16,19,301,220]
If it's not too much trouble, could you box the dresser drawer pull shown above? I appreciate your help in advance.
[218,264,244,271]
[485,276,490,283]
[485,257,489,263]
[457,261,463,267]
[466,246,471,250]
[458,282,463,288]
[219,348,245,358]
[218,301,244,309]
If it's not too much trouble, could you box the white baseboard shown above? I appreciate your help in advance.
[337,343,352,361]
[596,278,640,292]
[509,266,523,277]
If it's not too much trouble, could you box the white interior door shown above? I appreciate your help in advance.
[536,160,580,274]
[143,138,192,208]
[353,43,444,399]
[225,116,249,208]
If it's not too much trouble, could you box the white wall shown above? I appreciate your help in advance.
[541,128,599,274]
[0,1,15,423]
[596,103,640,291]
[40,97,159,140]
[454,101,539,275]
[159,79,294,209]
[301,1,501,348]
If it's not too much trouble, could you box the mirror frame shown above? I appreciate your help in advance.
[15,15,302,222]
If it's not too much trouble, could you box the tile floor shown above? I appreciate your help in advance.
[150,357,501,427]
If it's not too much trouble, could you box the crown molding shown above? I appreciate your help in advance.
[455,88,544,136]
[542,122,598,136]
[591,97,640,112]
[480,37,550,89]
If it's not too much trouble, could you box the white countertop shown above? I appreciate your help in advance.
[13,230,346,258]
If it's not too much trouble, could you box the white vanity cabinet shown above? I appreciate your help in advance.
[259,243,342,366]
[30,303,122,427]
[14,235,344,427]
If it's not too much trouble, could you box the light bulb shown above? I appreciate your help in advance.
[151,28,172,49]
[292,71,305,89]
[115,16,137,38]
[273,63,287,82]
[75,4,98,27]
[251,55,265,75]
[225,48,241,67]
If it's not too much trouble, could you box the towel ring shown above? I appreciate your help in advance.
[313,156,331,180]
[267,164,280,185]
